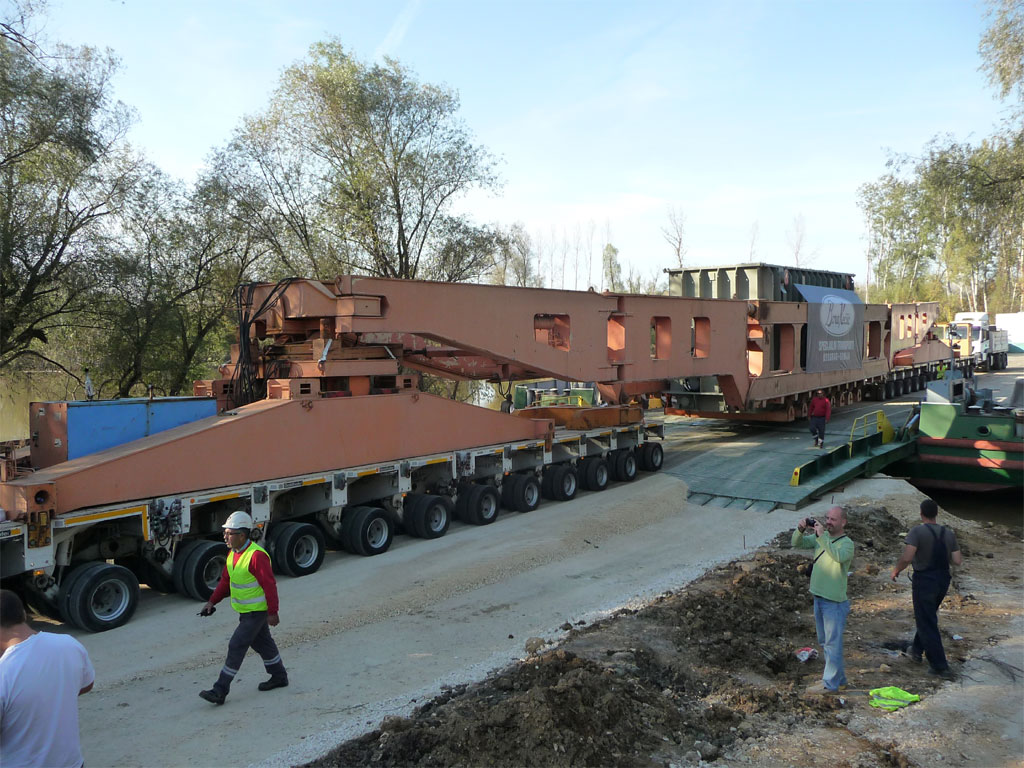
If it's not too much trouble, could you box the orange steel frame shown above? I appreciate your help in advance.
[1,276,951,520]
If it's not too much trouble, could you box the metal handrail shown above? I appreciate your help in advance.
[849,410,895,444]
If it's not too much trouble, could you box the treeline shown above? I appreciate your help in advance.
[858,0,1024,317]
[0,4,654,401]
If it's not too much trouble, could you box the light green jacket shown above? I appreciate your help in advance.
[791,528,855,602]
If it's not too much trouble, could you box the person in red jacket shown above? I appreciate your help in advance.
[197,511,287,705]
[809,389,832,449]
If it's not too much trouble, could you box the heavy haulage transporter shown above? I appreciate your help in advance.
[0,267,960,631]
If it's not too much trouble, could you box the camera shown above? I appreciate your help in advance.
[804,517,817,528]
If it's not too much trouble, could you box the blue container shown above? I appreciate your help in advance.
[31,397,218,468]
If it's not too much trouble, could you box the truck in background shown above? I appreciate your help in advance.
[995,312,1024,354]
[936,312,1010,372]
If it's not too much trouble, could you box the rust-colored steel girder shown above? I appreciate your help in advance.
[246,276,753,406]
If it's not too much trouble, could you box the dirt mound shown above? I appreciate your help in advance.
[304,504,1005,768]
[308,649,725,767]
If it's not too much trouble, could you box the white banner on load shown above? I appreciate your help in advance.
[795,284,864,373]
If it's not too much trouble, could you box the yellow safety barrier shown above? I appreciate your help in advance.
[849,410,895,445]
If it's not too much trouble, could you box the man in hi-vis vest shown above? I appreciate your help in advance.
[198,512,288,704]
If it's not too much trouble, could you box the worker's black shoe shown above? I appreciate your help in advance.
[258,675,289,692]
[927,666,956,681]
[905,649,923,663]
[199,689,226,705]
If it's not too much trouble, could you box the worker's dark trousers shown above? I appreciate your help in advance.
[910,569,951,672]
[212,611,286,695]
[809,416,826,444]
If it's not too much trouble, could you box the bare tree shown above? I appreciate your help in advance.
[661,205,687,269]
[786,214,807,267]
[748,221,760,261]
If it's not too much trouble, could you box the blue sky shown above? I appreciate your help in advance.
[43,0,1009,288]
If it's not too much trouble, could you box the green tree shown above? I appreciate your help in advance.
[81,164,263,397]
[980,0,1024,112]
[602,243,623,292]
[0,26,133,372]
[217,41,499,282]
[490,223,542,287]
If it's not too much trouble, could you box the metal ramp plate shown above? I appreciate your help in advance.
[667,421,917,510]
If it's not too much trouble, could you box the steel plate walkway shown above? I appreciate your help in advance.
[664,407,916,511]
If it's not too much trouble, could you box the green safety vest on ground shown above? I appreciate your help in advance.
[869,686,920,711]
[227,541,269,613]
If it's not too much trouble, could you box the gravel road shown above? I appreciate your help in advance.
[69,471,803,768]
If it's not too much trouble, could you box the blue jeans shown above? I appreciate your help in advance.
[814,596,850,690]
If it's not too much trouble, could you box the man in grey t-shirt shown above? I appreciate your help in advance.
[891,499,962,679]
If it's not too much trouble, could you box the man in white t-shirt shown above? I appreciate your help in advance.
[1,589,95,768]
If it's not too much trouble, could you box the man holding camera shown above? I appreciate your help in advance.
[792,506,855,694]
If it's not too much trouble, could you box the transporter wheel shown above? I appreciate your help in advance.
[347,506,393,556]
[179,540,228,601]
[550,464,579,501]
[639,441,664,472]
[611,450,638,482]
[540,469,557,500]
[274,522,326,577]
[66,563,140,632]
[171,539,207,594]
[409,495,451,539]
[581,457,610,491]
[884,380,895,399]
[460,485,500,525]
[502,474,541,513]
[58,563,99,625]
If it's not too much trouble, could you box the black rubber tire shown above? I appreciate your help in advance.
[540,469,557,500]
[461,485,500,525]
[550,464,579,501]
[611,450,638,482]
[171,539,206,595]
[410,495,451,539]
[348,506,393,556]
[275,522,326,577]
[264,525,290,574]
[884,380,895,400]
[58,563,98,624]
[581,457,610,491]
[500,475,522,511]
[66,562,140,632]
[502,474,540,513]
[179,540,228,601]
[639,442,664,472]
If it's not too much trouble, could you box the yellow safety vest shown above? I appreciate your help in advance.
[227,541,269,613]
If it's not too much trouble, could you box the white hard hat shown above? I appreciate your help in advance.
[222,511,254,530]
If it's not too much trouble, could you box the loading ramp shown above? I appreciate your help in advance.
[666,409,916,511]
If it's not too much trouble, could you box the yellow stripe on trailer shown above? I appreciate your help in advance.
[426,458,448,465]
[67,505,148,527]
[357,468,378,477]
[302,477,326,486]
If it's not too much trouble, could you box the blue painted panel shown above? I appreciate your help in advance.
[64,398,217,460]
